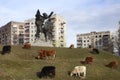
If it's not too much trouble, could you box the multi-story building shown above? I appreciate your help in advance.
[50,14,66,47]
[0,14,66,47]
[77,31,113,49]
[24,18,36,44]
[0,21,24,45]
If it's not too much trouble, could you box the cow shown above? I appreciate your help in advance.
[91,48,99,54]
[70,66,86,79]
[69,44,74,49]
[36,49,56,60]
[22,42,31,49]
[37,66,55,78]
[81,56,93,64]
[1,45,11,55]
[105,60,118,69]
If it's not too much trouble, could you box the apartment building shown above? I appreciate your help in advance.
[24,18,36,44]
[50,14,66,47]
[0,14,66,47]
[77,31,113,49]
[0,21,24,45]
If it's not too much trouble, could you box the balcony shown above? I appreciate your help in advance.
[25,34,29,37]
[61,30,64,33]
[25,26,30,28]
[25,38,29,40]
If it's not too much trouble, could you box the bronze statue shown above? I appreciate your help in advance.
[35,9,54,41]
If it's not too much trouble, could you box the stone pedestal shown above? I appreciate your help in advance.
[31,33,53,47]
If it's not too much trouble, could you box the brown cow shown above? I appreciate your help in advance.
[23,42,31,49]
[106,60,118,69]
[37,49,56,60]
[85,56,93,64]
[81,56,93,64]
[37,50,45,59]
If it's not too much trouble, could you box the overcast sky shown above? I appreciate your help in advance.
[0,0,120,47]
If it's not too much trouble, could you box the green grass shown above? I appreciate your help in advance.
[0,45,120,80]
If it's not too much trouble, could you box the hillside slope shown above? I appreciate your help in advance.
[0,45,120,80]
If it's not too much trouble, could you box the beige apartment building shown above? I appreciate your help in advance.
[51,14,66,47]
[0,14,66,47]
[77,31,113,49]
[0,21,24,45]
[24,18,36,44]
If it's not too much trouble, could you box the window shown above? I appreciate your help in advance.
[87,40,89,42]
[95,41,97,45]
[19,25,24,29]
[99,39,102,45]
[31,22,34,25]
[25,26,29,28]
[25,34,29,37]
[25,23,30,25]
[12,27,17,31]
[31,35,33,37]
[31,30,33,33]
[84,36,86,39]
[84,40,86,42]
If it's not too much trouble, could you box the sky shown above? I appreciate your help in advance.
[0,0,120,47]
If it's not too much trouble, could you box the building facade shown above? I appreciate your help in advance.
[0,14,66,47]
[50,14,66,47]
[77,31,113,49]
[0,21,24,45]
[24,18,36,44]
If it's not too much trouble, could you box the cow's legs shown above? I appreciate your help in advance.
[52,54,56,60]
[78,73,81,77]
[81,72,85,79]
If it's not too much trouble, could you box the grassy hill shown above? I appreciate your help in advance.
[0,45,120,80]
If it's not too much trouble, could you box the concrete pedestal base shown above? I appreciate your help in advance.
[31,39,53,47]
[31,34,53,47]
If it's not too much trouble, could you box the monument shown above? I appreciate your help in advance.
[32,9,54,47]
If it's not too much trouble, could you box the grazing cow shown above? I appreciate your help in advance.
[39,66,55,78]
[91,48,99,54]
[85,56,93,64]
[81,56,93,64]
[70,66,86,79]
[1,45,11,55]
[106,60,118,69]
[69,44,74,49]
[36,49,56,60]
[22,42,31,49]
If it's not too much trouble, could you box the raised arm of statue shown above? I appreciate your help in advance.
[35,9,43,19]
[48,11,54,18]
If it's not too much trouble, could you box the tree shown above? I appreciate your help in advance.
[114,22,120,56]
[118,24,120,55]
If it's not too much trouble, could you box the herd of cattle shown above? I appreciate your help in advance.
[0,43,119,79]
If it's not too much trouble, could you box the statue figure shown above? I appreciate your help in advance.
[35,9,54,41]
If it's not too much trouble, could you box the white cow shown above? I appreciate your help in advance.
[70,66,86,78]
